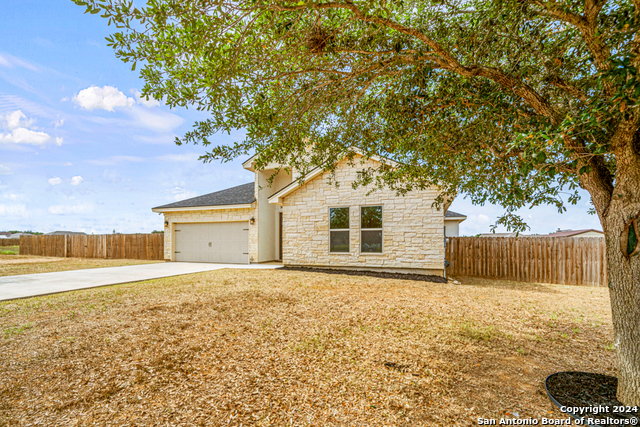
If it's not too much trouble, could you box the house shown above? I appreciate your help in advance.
[444,211,467,237]
[8,232,33,238]
[45,231,87,236]
[546,229,604,238]
[152,153,466,276]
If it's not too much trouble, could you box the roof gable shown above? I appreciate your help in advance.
[268,153,396,204]
[444,210,467,219]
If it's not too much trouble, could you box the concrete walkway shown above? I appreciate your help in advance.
[0,262,283,301]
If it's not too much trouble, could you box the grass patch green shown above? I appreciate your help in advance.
[0,245,19,255]
[3,322,33,339]
[459,321,498,342]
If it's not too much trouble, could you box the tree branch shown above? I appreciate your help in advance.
[529,0,611,71]
[270,2,561,124]
[547,76,589,102]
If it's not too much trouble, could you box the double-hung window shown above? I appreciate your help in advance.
[360,206,383,253]
[329,207,350,253]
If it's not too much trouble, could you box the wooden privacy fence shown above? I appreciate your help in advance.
[19,234,164,260]
[445,236,607,286]
[0,239,20,246]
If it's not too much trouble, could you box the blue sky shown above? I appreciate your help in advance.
[0,1,602,235]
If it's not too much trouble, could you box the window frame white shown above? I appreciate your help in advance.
[360,205,384,254]
[329,206,350,254]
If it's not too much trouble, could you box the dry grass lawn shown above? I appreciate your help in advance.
[0,270,615,426]
[0,255,161,277]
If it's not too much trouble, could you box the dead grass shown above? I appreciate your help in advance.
[0,255,161,277]
[0,271,614,426]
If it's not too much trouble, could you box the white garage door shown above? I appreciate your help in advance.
[174,222,249,264]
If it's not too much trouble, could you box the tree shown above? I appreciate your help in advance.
[74,0,640,404]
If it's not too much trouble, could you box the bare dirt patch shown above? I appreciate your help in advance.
[0,256,161,277]
[0,271,614,426]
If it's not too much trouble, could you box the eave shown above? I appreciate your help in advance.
[152,203,254,213]
[267,167,324,205]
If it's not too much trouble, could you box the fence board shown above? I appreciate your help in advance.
[446,236,607,286]
[0,238,20,247]
[19,234,164,260]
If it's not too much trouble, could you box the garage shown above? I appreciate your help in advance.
[174,222,249,264]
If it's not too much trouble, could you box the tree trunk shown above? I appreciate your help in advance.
[599,141,640,405]
[605,219,640,406]
[583,121,640,406]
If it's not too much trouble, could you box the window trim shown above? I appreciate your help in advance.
[360,205,384,255]
[329,206,350,254]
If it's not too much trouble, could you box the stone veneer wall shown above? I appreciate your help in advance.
[162,206,258,261]
[280,158,444,274]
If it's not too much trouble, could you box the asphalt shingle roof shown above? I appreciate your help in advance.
[546,229,603,237]
[445,210,467,218]
[153,182,255,209]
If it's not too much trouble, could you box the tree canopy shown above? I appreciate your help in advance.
[73,0,639,232]
[74,0,640,405]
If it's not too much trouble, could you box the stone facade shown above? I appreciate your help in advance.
[280,157,444,275]
[162,206,258,261]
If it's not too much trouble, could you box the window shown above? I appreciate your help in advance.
[329,207,350,252]
[361,206,383,253]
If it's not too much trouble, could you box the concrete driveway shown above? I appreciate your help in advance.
[0,262,282,301]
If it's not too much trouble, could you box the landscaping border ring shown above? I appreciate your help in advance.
[545,371,638,427]
[545,372,585,424]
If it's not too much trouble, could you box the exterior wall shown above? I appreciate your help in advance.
[256,171,274,262]
[573,231,604,237]
[162,206,258,262]
[444,220,461,237]
[256,169,293,262]
[280,157,444,275]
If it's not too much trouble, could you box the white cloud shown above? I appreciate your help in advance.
[133,89,161,108]
[156,153,200,162]
[477,214,490,223]
[3,110,32,129]
[0,110,55,146]
[70,175,83,186]
[0,127,50,145]
[48,203,94,215]
[0,53,39,71]
[102,169,129,183]
[128,106,184,132]
[87,156,144,166]
[135,134,179,144]
[73,85,135,112]
[63,162,72,166]
[48,177,62,185]
[0,204,29,218]
[0,165,11,175]
[55,136,63,146]
[54,118,64,128]
[167,186,197,202]
[3,193,23,201]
